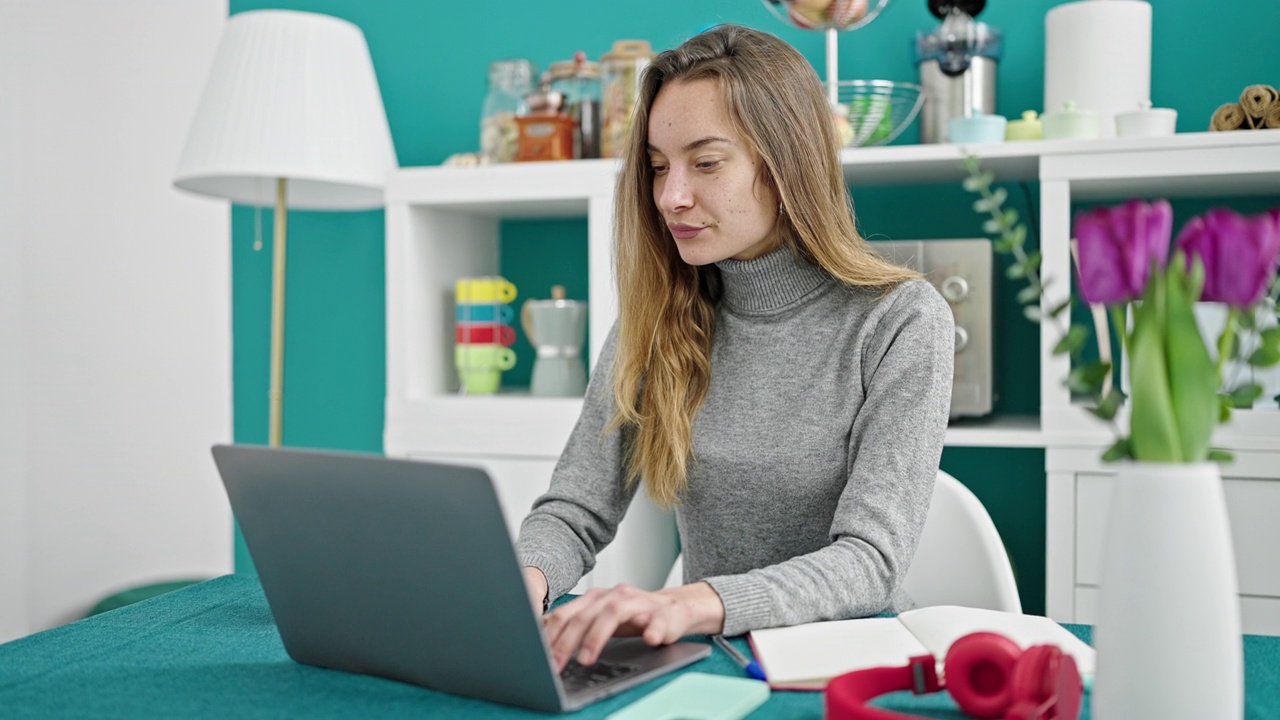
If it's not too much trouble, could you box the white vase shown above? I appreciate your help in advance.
[1093,461,1243,719]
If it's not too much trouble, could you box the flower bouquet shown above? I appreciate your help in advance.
[962,156,1280,718]
[961,159,1280,460]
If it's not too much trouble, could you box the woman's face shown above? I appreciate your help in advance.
[647,78,781,266]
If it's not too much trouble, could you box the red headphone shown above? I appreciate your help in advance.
[824,631,1083,720]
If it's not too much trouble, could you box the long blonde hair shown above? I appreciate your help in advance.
[610,24,919,507]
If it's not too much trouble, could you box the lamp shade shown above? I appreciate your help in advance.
[174,10,398,210]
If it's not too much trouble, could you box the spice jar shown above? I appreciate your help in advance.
[516,77,575,162]
[599,40,654,158]
[548,52,602,159]
[480,59,535,164]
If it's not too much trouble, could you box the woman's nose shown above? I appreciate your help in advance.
[658,169,693,214]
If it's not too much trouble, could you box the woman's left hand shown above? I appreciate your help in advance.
[542,581,725,671]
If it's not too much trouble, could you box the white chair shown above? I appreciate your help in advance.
[661,470,1022,613]
[903,470,1022,613]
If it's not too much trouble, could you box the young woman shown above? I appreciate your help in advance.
[517,24,954,672]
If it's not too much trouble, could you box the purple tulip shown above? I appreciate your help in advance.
[1175,208,1280,307]
[1074,200,1173,304]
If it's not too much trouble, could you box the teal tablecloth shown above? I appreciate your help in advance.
[1,575,1276,718]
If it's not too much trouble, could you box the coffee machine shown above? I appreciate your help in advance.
[913,0,1003,143]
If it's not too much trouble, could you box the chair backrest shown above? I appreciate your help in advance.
[663,470,1022,614]
[901,470,1022,613]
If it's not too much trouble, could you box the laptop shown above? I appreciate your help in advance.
[211,444,710,713]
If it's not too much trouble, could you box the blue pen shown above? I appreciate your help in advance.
[712,634,767,681]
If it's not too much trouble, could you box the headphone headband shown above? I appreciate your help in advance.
[824,633,1083,720]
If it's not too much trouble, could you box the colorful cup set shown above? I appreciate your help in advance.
[455,277,518,394]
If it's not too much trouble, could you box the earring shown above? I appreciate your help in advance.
[778,201,785,216]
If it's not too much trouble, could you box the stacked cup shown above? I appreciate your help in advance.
[455,277,518,394]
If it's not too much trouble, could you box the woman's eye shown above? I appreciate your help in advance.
[695,159,722,171]
[651,164,669,175]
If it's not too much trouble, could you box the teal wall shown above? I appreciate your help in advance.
[227,0,1280,612]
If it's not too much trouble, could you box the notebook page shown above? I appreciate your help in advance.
[747,618,929,690]
[897,605,1096,676]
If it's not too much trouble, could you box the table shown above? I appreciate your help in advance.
[1,575,1276,718]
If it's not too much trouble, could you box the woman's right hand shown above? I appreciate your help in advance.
[522,566,549,615]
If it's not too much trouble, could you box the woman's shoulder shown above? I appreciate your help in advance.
[857,279,954,339]
[829,278,950,322]
[882,278,950,315]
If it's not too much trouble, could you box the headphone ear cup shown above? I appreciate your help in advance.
[943,632,1022,719]
[1007,646,1085,720]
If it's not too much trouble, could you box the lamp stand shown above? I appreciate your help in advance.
[269,177,288,447]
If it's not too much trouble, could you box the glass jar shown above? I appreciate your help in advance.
[480,59,535,164]
[599,40,654,159]
[549,53,602,159]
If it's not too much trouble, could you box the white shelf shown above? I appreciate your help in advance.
[384,129,1280,455]
[944,415,1043,448]
[384,131,1280,215]
[386,158,617,216]
[838,129,1280,192]
[387,395,1045,455]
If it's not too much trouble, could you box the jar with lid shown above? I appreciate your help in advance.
[548,52,602,159]
[599,40,654,158]
[480,59,536,164]
[516,76,575,162]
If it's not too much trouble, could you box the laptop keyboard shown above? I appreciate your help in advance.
[559,658,640,691]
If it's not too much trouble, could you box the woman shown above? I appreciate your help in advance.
[517,24,954,672]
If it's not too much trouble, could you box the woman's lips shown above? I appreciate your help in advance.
[668,223,705,240]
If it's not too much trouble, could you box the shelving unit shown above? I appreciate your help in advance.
[384,129,1280,606]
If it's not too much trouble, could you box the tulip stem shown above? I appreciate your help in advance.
[1215,307,1239,385]
[1110,304,1132,364]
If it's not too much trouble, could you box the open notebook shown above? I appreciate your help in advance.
[747,605,1096,691]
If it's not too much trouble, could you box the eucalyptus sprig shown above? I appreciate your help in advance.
[960,157,1126,447]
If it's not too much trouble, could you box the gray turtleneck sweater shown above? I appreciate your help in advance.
[516,246,954,636]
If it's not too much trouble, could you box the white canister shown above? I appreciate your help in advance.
[1045,0,1152,139]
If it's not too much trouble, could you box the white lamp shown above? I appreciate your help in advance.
[174,10,398,447]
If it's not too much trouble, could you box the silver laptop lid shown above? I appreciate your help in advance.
[212,444,566,711]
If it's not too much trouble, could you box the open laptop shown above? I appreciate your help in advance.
[211,444,709,713]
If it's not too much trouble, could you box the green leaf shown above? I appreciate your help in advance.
[1022,251,1042,273]
[1023,305,1043,323]
[1048,298,1072,319]
[973,198,991,213]
[1163,261,1219,462]
[1228,383,1264,408]
[1067,361,1112,393]
[1128,268,1183,461]
[1237,310,1257,330]
[1089,388,1126,421]
[1007,263,1027,279]
[983,218,1003,234]
[989,187,1008,207]
[1101,437,1132,462]
[979,171,995,187]
[993,236,1016,253]
[1261,326,1280,350]
[1002,208,1019,227]
[1219,394,1233,422]
[1207,448,1235,463]
[1054,325,1089,356]
[962,175,984,192]
[1249,345,1280,367]
[1007,224,1027,247]
[1017,284,1042,305]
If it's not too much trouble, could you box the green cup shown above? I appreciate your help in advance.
[455,345,516,395]
[459,367,503,394]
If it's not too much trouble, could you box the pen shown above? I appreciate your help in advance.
[712,634,767,681]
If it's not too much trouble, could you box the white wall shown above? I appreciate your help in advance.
[0,0,233,641]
